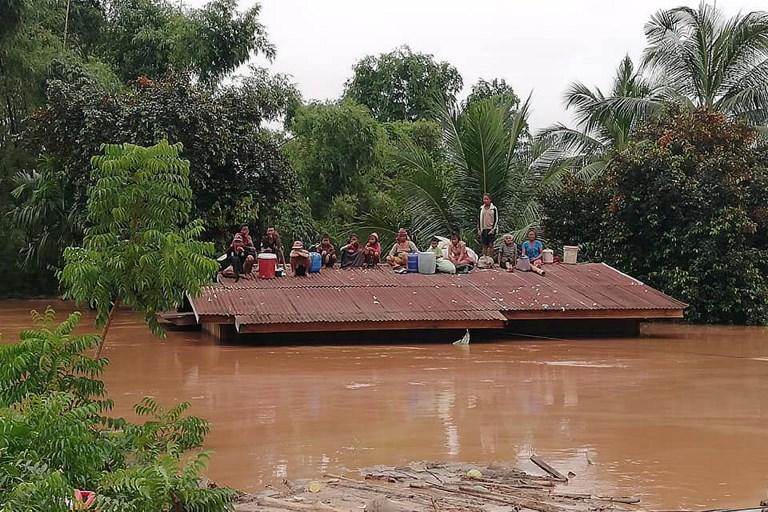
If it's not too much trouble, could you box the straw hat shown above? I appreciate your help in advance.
[233,234,243,242]
[291,240,304,250]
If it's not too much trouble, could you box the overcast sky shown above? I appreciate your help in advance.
[190,0,767,130]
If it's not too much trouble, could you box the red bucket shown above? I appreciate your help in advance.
[258,253,277,279]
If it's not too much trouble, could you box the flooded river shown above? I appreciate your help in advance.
[2,299,767,509]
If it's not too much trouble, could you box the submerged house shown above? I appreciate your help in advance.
[183,263,686,341]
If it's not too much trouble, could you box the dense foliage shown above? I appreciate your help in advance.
[287,101,387,218]
[0,309,233,511]
[21,71,296,240]
[344,46,463,122]
[542,109,768,324]
[59,141,218,337]
[0,0,295,296]
[104,0,274,83]
[2,0,768,325]
[377,95,543,247]
[642,3,768,124]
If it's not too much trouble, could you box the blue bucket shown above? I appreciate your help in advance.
[309,252,322,273]
[406,253,419,273]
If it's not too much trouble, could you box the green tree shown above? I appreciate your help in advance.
[542,109,768,324]
[344,45,463,122]
[383,119,443,160]
[59,141,218,355]
[538,55,668,181]
[640,2,768,124]
[220,64,302,128]
[22,71,296,241]
[288,100,387,218]
[10,157,84,272]
[464,78,521,111]
[104,0,274,83]
[373,94,548,247]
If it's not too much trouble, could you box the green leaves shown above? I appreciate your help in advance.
[542,109,768,325]
[643,2,768,123]
[0,308,107,406]
[288,100,388,219]
[392,94,541,246]
[0,311,233,511]
[344,45,463,122]
[104,0,273,84]
[60,141,218,335]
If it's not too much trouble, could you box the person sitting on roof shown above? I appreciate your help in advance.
[221,233,255,280]
[340,233,365,268]
[521,228,544,267]
[447,232,474,273]
[386,228,418,270]
[498,233,517,272]
[363,233,382,267]
[262,226,285,266]
[427,236,456,274]
[289,240,311,276]
[315,234,337,268]
[239,224,257,257]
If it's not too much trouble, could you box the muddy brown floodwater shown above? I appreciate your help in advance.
[2,299,768,509]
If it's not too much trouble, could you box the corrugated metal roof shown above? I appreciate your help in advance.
[190,263,686,330]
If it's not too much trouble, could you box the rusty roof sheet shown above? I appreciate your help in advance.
[190,263,686,329]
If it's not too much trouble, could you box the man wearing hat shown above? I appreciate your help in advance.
[221,233,255,280]
[289,240,311,276]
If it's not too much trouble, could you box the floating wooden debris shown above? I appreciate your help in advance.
[234,462,641,512]
[530,455,569,483]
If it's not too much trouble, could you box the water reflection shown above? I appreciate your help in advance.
[1,300,768,509]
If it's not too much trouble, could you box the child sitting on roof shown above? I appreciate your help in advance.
[427,237,456,274]
[363,233,382,267]
[315,234,337,268]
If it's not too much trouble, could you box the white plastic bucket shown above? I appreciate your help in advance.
[563,245,579,264]
[418,252,436,274]
[542,249,554,264]
[516,255,530,271]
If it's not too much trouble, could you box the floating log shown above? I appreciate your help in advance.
[236,462,648,512]
[530,455,569,482]
[254,495,342,511]
[429,483,565,512]
[555,492,641,504]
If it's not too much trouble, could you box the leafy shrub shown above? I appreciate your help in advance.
[0,309,234,511]
[542,109,768,324]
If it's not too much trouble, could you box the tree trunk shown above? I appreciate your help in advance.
[63,0,71,49]
[95,298,120,358]
[0,56,17,134]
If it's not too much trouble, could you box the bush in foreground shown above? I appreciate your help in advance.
[0,308,233,511]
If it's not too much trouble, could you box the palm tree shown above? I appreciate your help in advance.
[10,156,84,271]
[369,94,551,245]
[537,55,668,182]
[642,2,768,125]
